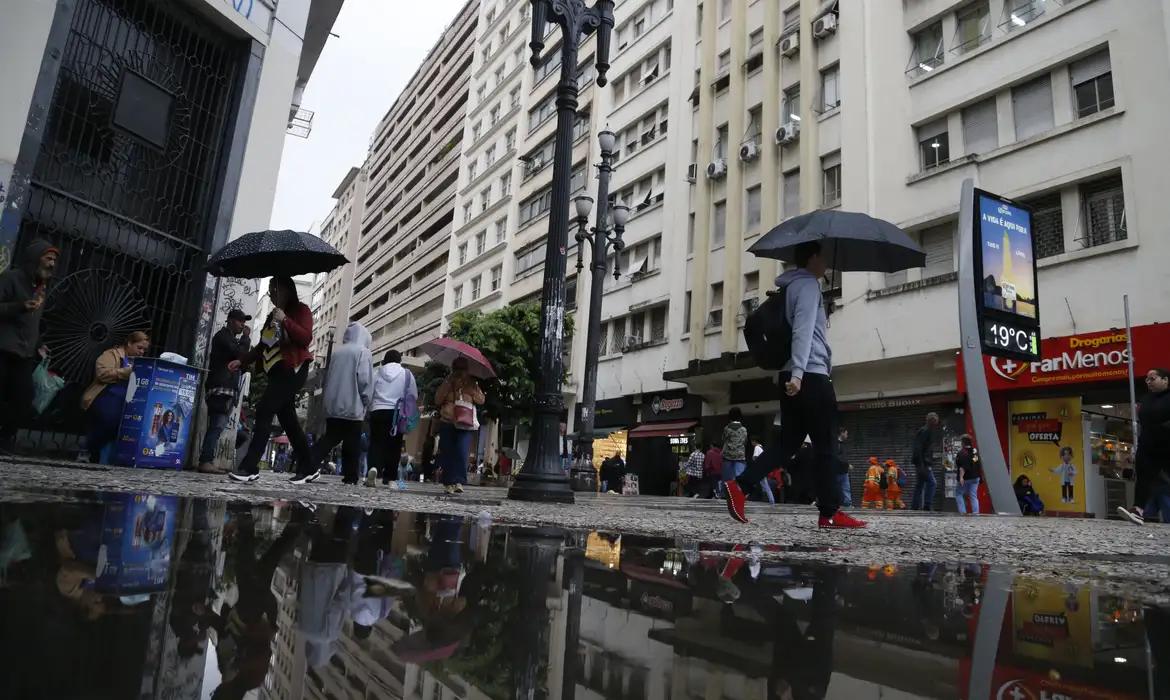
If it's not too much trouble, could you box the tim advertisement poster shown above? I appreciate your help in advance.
[95,493,177,595]
[1011,578,1093,668]
[115,358,199,469]
[1008,397,1085,514]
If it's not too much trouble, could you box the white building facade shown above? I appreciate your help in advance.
[310,165,366,361]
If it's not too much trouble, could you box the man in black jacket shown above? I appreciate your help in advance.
[197,308,251,473]
[0,239,58,453]
[910,412,940,510]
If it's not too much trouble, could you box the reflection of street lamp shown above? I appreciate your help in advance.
[569,130,629,493]
[508,0,615,504]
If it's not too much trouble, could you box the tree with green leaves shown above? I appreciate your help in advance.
[418,302,574,426]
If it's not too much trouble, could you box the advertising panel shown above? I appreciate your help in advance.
[95,493,178,595]
[973,189,1041,362]
[1011,577,1093,667]
[114,358,200,469]
[1008,397,1086,514]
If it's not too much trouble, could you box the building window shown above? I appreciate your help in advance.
[610,317,625,354]
[485,145,496,165]
[535,49,562,83]
[457,242,468,266]
[650,306,668,342]
[520,188,553,225]
[495,217,507,243]
[715,124,729,159]
[746,186,762,230]
[463,203,472,223]
[962,98,999,155]
[529,95,556,131]
[453,284,463,308]
[1080,173,1126,247]
[746,106,762,143]
[505,128,516,151]
[952,2,991,55]
[908,21,944,77]
[783,5,800,30]
[489,105,500,125]
[1024,192,1064,258]
[468,161,478,181]
[1012,75,1054,141]
[782,86,800,124]
[917,119,949,171]
[717,51,731,73]
[783,169,800,219]
[490,264,502,291]
[719,0,732,20]
[749,29,763,50]
[500,172,512,197]
[821,65,840,110]
[494,65,505,86]
[472,121,482,141]
[712,200,727,247]
[476,84,485,104]
[707,283,724,328]
[510,87,521,110]
[687,213,696,254]
[683,291,692,332]
[920,223,955,278]
[822,152,841,205]
[1001,0,1046,30]
[475,231,486,255]
[480,188,491,211]
[470,275,482,301]
[1071,50,1114,118]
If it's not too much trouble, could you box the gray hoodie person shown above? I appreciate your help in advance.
[775,268,832,379]
[322,322,373,421]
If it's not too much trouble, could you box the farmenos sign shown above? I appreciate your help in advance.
[960,324,1170,392]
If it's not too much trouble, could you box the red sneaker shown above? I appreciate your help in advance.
[819,511,868,529]
[724,481,749,523]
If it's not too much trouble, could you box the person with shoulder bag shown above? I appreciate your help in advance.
[433,357,485,494]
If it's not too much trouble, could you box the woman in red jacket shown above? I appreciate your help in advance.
[227,276,318,485]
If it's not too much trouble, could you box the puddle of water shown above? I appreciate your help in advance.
[0,489,1161,699]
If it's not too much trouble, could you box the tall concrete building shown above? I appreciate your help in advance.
[310,165,366,361]
[348,0,480,365]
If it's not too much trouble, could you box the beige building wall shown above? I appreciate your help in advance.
[311,165,367,361]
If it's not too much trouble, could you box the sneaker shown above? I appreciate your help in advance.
[1118,506,1144,525]
[723,481,749,523]
[443,485,456,495]
[289,471,320,486]
[228,472,259,483]
[453,484,465,494]
[297,501,317,513]
[819,511,868,529]
[365,468,378,487]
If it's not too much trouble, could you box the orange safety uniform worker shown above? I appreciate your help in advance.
[884,459,906,510]
[862,457,884,509]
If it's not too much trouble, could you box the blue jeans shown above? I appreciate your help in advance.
[1143,480,1170,523]
[439,422,474,485]
[957,478,981,514]
[720,459,746,497]
[199,410,231,464]
[912,469,937,510]
[838,474,853,507]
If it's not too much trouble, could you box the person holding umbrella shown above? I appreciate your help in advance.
[432,357,485,495]
[227,276,318,485]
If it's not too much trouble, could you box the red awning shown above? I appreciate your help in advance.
[627,421,697,439]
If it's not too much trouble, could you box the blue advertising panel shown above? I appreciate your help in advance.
[114,358,200,469]
[973,189,1041,362]
[94,493,177,595]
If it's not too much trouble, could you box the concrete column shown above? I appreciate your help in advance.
[689,0,719,357]
[799,0,820,213]
[760,0,783,292]
[1051,65,1074,127]
[996,89,1016,147]
[721,0,749,354]
[1060,185,1081,252]
[0,1,55,168]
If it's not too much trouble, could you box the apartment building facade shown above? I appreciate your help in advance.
[310,165,366,360]
[348,0,480,366]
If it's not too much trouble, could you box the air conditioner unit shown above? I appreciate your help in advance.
[739,141,760,162]
[685,163,698,183]
[707,158,728,180]
[622,335,644,350]
[775,122,800,146]
[813,13,837,39]
[780,33,800,57]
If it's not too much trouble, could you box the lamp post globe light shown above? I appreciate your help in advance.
[508,0,615,504]
[568,131,628,492]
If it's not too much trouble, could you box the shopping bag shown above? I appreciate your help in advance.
[31,358,65,415]
[453,393,477,430]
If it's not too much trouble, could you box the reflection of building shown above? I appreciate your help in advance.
[261,549,306,700]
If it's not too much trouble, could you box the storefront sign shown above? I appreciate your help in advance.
[641,390,703,421]
[1008,398,1086,514]
[1011,578,1093,668]
[981,670,1142,700]
[576,396,636,429]
[961,323,1170,392]
[115,359,200,470]
[839,392,963,412]
[627,579,692,621]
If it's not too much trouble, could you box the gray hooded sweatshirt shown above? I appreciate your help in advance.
[323,322,373,421]
[776,268,832,379]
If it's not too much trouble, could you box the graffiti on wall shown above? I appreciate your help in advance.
[224,0,273,31]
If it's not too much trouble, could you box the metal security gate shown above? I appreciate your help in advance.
[13,0,244,455]
[839,404,966,510]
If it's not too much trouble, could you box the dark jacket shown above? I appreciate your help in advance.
[911,426,934,472]
[0,239,55,358]
[207,327,250,391]
[1137,388,1170,469]
[834,438,849,475]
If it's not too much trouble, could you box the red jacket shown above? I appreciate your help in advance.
[243,302,313,370]
[704,447,723,476]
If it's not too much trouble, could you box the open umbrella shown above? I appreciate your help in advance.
[748,210,925,273]
[419,337,497,379]
[206,229,349,278]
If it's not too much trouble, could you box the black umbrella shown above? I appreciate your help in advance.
[748,210,925,273]
[206,229,349,278]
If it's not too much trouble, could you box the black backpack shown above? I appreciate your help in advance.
[743,289,792,371]
[879,468,889,490]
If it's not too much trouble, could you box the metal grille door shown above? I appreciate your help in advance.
[14,0,243,453]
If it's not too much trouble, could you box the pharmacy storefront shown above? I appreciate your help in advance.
[958,323,1170,517]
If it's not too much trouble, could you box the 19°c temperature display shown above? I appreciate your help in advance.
[981,317,1039,361]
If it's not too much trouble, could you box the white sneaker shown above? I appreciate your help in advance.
[290,471,320,485]
[365,468,378,487]
[1117,505,1144,525]
[228,472,259,483]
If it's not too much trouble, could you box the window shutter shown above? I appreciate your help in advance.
[962,98,999,155]
[917,118,948,142]
[822,151,841,169]
[783,171,800,218]
[1012,76,1054,141]
[921,224,955,278]
[1070,50,1111,86]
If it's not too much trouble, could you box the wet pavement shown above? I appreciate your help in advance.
[0,484,1166,700]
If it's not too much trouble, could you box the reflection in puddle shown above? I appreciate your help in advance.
[0,491,1161,699]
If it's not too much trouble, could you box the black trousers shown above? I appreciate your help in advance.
[314,417,364,484]
[739,373,840,518]
[237,363,314,477]
[0,352,37,443]
[369,409,405,483]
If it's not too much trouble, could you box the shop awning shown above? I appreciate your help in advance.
[627,420,697,439]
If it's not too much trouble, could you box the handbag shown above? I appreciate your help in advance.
[31,357,65,415]
[453,392,477,430]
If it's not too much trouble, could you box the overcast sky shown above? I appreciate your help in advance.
[269,0,467,233]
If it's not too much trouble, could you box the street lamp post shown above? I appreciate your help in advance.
[568,134,629,492]
[509,0,615,504]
